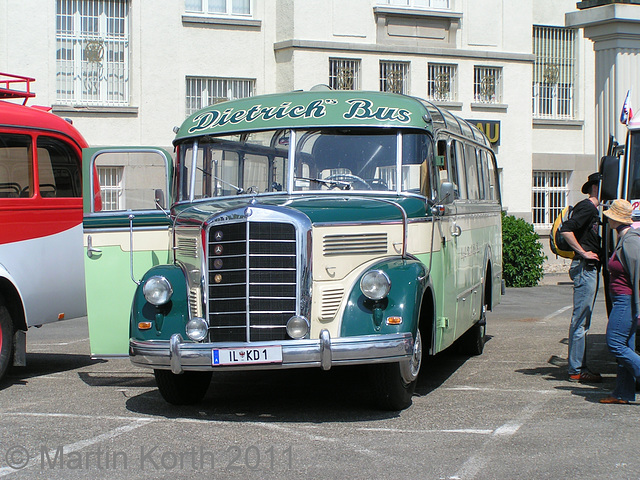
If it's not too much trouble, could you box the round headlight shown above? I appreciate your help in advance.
[360,270,391,300]
[186,317,209,342]
[286,315,309,339]
[143,275,173,305]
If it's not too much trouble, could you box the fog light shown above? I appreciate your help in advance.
[286,316,309,339]
[360,270,391,300]
[143,275,173,305]
[186,317,208,341]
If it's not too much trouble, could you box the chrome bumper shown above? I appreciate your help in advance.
[130,330,414,374]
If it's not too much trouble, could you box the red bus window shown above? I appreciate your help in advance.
[0,133,32,198]
[36,136,81,197]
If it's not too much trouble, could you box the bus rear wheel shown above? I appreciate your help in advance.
[371,329,422,411]
[154,369,212,405]
[0,304,14,382]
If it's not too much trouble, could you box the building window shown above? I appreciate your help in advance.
[185,0,251,15]
[98,166,123,211]
[329,59,361,91]
[377,0,450,9]
[56,0,129,106]
[532,26,576,119]
[427,63,457,102]
[185,77,255,116]
[474,66,502,104]
[532,171,569,227]
[380,61,409,94]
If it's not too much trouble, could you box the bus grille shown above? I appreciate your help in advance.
[207,221,297,342]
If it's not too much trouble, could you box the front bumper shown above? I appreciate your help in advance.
[130,330,414,374]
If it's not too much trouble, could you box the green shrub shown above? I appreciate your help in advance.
[501,212,546,287]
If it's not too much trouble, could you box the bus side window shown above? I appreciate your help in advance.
[464,143,480,200]
[36,136,82,197]
[0,133,32,198]
[486,151,499,202]
[477,149,489,200]
[452,140,467,199]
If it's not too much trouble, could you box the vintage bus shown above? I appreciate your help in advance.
[84,89,502,410]
[0,73,88,381]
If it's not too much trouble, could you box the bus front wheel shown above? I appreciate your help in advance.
[371,330,422,411]
[154,369,212,405]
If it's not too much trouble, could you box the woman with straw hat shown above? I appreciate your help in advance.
[601,199,640,404]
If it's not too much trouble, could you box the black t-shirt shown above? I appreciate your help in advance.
[559,198,601,254]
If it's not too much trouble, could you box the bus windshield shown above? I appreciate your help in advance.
[176,128,434,201]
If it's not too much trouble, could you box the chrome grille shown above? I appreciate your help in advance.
[323,233,387,256]
[207,221,297,342]
[176,237,198,258]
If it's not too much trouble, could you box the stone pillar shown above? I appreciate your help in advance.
[566,1,640,158]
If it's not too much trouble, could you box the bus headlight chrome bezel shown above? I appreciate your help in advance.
[186,317,209,342]
[143,275,173,306]
[360,270,391,301]
[286,315,310,339]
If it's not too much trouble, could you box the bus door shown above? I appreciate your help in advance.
[433,137,460,351]
[82,147,173,356]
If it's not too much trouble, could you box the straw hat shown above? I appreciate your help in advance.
[603,199,633,225]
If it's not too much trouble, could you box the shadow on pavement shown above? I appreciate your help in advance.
[123,346,476,423]
[0,353,105,390]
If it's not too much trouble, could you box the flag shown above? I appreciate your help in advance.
[620,90,633,124]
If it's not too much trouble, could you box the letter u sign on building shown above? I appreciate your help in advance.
[469,120,500,146]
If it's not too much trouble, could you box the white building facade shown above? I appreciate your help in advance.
[0,0,598,264]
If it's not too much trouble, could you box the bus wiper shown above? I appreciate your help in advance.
[295,176,352,190]
[197,166,244,194]
[213,175,244,194]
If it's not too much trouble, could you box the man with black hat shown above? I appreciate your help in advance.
[559,172,602,383]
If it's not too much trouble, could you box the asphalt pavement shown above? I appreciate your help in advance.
[0,282,637,480]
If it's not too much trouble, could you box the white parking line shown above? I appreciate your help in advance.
[537,305,572,324]
[0,419,153,477]
[448,398,547,480]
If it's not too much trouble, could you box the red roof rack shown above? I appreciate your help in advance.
[0,72,36,105]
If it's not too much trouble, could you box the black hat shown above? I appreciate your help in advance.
[581,172,601,194]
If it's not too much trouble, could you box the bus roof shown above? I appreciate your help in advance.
[174,90,491,148]
[0,100,88,149]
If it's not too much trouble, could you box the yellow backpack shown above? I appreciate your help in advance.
[549,205,575,259]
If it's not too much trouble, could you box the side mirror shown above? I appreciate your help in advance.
[438,181,455,205]
[154,189,165,210]
[599,155,619,202]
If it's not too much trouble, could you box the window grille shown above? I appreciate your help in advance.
[186,77,255,116]
[474,66,502,104]
[427,63,457,101]
[532,171,569,227]
[329,59,361,91]
[377,0,450,9]
[56,0,129,106]
[532,26,576,119]
[380,61,409,94]
[185,0,251,15]
[98,166,123,211]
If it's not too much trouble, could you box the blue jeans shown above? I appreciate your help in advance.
[568,258,598,375]
[606,294,640,402]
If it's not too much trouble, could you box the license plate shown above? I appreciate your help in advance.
[212,346,283,366]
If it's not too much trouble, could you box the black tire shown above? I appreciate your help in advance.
[154,369,212,405]
[458,311,486,356]
[371,330,422,411]
[0,305,14,382]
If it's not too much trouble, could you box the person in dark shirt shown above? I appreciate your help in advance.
[559,172,602,383]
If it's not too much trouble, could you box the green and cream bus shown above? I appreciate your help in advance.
[83,89,502,410]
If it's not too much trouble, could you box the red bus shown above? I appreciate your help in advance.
[0,73,88,381]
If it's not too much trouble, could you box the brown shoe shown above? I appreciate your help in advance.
[569,371,603,383]
[599,396,629,405]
